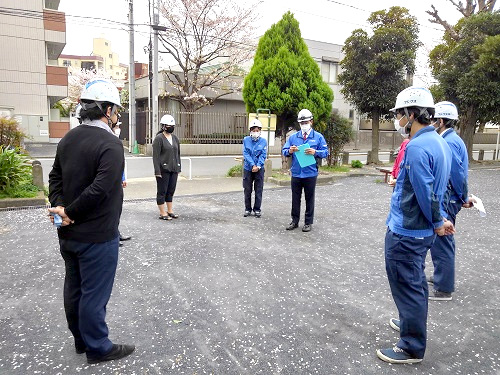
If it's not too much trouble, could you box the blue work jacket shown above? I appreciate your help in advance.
[386,126,452,238]
[442,128,468,207]
[242,136,267,171]
[282,130,329,178]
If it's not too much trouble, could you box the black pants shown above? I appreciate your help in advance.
[59,237,119,356]
[290,176,317,225]
[243,168,264,211]
[156,171,178,205]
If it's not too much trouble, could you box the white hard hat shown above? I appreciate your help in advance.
[434,101,459,120]
[297,109,313,122]
[160,114,176,126]
[80,79,122,108]
[249,119,263,130]
[390,86,434,112]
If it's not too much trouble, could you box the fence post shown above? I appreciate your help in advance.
[389,150,395,163]
[32,160,44,189]
[342,152,349,165]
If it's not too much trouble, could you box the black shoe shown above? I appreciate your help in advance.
[244,210,252,217]
[286,222,298,230]
[119,242,123,247]
[302,224,312,232]
[75,341,87,354]
[87,344,135,364]
[429,290,452,301]
[119,235,132,241]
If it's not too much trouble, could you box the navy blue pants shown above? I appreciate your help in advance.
[430,200,462,293]
[59,236,119,357]
[156,171,178,205]
[243,168,264,212]
[291,176,317,225]
[385,228,436,359]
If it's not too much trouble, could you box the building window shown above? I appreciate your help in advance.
[82,62,96,70]
[105,42,108,46]
[321,62,338,84]
[109,65,113,69]
[109,54,112,58]
[349,109,354,119]
[62,60,71,67]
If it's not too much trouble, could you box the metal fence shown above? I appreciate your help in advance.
[120,111,248,144]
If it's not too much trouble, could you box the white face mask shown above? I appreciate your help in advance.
[394,117,409,138]
[300,124,311,133]
[113,127,121,138]
[250,131,261,140]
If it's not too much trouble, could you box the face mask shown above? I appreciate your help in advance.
[250,131,260,140]
[165,126,174,133]
[394,117,409,138]
[300,124,311,133]
[113,128,121,138]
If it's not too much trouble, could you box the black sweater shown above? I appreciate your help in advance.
[49,125,124,243]
[152,132,181,175]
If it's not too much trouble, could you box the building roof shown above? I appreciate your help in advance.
[59,54,104,61]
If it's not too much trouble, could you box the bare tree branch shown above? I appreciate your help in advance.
[427,0,497,41]
[426,4,460,41]
[157,0,257,115]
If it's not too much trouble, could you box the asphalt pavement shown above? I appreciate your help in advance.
[1,167,499,374]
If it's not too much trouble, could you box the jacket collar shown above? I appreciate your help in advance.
[412,125,435,140]
[441,128,455,138]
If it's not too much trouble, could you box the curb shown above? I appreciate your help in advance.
[0,191,46,210]
[268,169,384,187]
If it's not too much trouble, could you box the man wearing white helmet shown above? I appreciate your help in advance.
[282,108,329,232]
[377,87,453,364]
[242,118,267,217]
[428,101,471,301]
[48,79,135,364]
[153,114,182,220]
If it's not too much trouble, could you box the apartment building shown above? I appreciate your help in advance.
[58,36,129,87]
[0,0,68,143]
[304,39,362,131]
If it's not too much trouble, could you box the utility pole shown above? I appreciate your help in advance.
[152,0,160,137]
[128,0,136,153]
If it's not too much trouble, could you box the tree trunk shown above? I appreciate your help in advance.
[184,103,194,140]
[368,110,381,164]
[459,105,477,162]
[279,119,289,171]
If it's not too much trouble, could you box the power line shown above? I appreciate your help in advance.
[324,0,369,13]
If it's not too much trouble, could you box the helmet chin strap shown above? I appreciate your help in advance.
[100,104,117,129]
[403,108,413,134]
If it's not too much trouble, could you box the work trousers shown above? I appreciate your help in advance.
[430,200,462,293]
[59,236,119,357]
[385,228,436,359]
[243,168,264,212]
[156,171,178,205]
[290,176,317,225]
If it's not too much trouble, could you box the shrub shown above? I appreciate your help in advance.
[0,116,29,148]
[227,163,243,177]
[351,160,363,168]
[323,111,354,166]
[0,181,39,199]
[0,145,32,193]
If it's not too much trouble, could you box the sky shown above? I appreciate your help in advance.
[58,0,466,85]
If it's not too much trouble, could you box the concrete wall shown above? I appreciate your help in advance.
[0,0,66,143]
[179,143,283,156]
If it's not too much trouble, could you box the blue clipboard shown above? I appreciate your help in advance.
[295,143,316,168]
